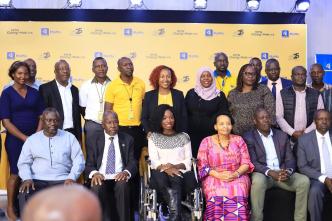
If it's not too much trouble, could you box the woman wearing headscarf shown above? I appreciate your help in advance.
[185,67,229,157]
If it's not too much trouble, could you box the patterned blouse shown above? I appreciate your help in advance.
[148,132,192,172]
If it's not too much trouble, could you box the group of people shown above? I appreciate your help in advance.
[0,52,331,221]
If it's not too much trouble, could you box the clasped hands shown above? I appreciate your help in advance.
[212,170,239,182]
[268,169,290,182]
[159,163,183,178]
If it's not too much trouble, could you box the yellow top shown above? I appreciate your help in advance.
[215,74,237,97]
[104,76,145,126]
[158,92,173,106]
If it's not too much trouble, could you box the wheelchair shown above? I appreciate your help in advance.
[139,155,203,221]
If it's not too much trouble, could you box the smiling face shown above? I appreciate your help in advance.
[55,61,71,85]
[42,111,60,137]
[12,66,29,86]
[92,59,108,79]
[161,109,175,132]
[200,71,213,88]
[158,68,172,90]
[214,115,232,135]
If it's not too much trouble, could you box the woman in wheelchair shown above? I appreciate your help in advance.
[148,104,194,221]
[197,114,254,220]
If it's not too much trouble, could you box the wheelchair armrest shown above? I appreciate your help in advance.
[191,158,199,183]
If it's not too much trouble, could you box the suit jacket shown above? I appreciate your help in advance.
[39,80,81,141]
[243,128,295,174]
[85,131,137,179]
[141,88,188,133]
[297,130,332,180]
[261,77,292,89]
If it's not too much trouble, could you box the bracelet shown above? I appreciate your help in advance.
[235,170,241,178]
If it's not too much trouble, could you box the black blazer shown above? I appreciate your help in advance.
[39,80,81,141]
[85,132,137,179]
[243,128,296,175]
[141,88,188,133]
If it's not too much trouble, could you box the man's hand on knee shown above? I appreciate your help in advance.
[114,171,129,182]
[19,179,35,194]
[91,173,105,186]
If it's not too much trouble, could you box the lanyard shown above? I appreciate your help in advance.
[123,84,134,110]
[95,82,106,110]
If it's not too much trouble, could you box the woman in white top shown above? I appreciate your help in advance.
[148,104,193,221]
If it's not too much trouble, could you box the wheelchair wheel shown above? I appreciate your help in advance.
[191,188,203,221]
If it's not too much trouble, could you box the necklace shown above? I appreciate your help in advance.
[216,134,230,149]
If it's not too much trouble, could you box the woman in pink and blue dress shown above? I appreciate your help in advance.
[197,114,254,221]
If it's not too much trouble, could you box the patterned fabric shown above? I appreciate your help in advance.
[105,137,115,174]
[197,135,254,220]
[150,132,190,149]
[205,196,249,221]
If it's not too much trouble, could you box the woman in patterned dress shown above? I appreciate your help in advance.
[148,104,194,221]
[197,114,254,221]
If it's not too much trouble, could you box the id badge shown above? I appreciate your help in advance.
[98,111,104,122]
[128,110,134,120]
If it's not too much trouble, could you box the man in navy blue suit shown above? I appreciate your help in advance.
[261,58,292,99]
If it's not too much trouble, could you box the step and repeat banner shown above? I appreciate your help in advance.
[0,22,307,91]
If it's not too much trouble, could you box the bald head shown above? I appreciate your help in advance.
[22,185,101,221]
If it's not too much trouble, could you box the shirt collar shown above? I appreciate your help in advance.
[257,129,273,138]
[213,69,231,78]
[55,80,72,89]
[316,130,330,139]
[292,86,307,93]
[91,76,111,84]
[267,77,282,86]
[104,131,118,141]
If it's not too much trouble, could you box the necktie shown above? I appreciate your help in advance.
[271,82,277,99]
[322,137,332,177]
[105,137,116,174]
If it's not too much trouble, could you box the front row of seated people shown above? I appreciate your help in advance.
[16,106,332,221]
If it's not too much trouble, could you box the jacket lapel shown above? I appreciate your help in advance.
[51,80,64,117]
[253,130,267,157]
[97,133,105,168]
[312,131,321,169]
[117,133,127,166]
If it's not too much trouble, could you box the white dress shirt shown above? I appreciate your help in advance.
[267,77,283,99]
[89,133,131,180]
[79,78,110,124]
[316,131,332,183]
[257,130,280,175]
[56,80,74,129]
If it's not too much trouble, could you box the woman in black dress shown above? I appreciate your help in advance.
[185,67,229,157]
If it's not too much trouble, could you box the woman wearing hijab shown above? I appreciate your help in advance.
[185,67,229,157]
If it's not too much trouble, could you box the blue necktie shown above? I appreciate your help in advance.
[271,82,277,99]
[105,137,115,174]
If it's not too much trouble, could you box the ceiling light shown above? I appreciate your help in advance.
[295,0,310,12]
[247,0,260,11]
[194,0,207,10]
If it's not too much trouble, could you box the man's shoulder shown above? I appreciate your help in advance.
[298,130,316,143]
[272,128,288,139]
[118,132,134,142]
[40,80,55,89]
[26,130,44,142]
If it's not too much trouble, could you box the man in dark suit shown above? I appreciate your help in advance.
[39,59,81,141]
[243,107,309,221]
[297,109,332,221]
[260,58,292,99]
[85,111,137,221]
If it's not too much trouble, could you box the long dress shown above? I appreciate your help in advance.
[185,88,229,157]
[0,86,44,174]
[197,135,254,221]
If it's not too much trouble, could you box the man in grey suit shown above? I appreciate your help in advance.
[297,109,332,221]
[243,107,309,221]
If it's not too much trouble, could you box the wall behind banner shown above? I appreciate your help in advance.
[0,22,306,91]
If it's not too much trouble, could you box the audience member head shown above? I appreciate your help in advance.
[236,64,258,92]
[265,58,281,82]
[24,58,37,80]
[253,107,272,135]
[8,61,30,85]
[149,65,177,90]
[42,108,61,137]
[92,57,108,80]
[22,184,101,221]
[102,111,119,136]
[310,63,325,85]
[214,114,233,136]
[54,59,71,86]
[291,66,307,87]
[249,57,262,79]
[151,104,176,134]
[117,57,134,78]
[196,66,214,89]
[314,109,331,135]
[213,52,229,75]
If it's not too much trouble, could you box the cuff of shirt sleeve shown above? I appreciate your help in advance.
[286,168,294,175]
[89,170,99,179]
[265,169,271,176]
[319,175,327,183]
[287,128,296,137]
[123,170,131,179]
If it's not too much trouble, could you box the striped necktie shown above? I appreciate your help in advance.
[105,137,115,174]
